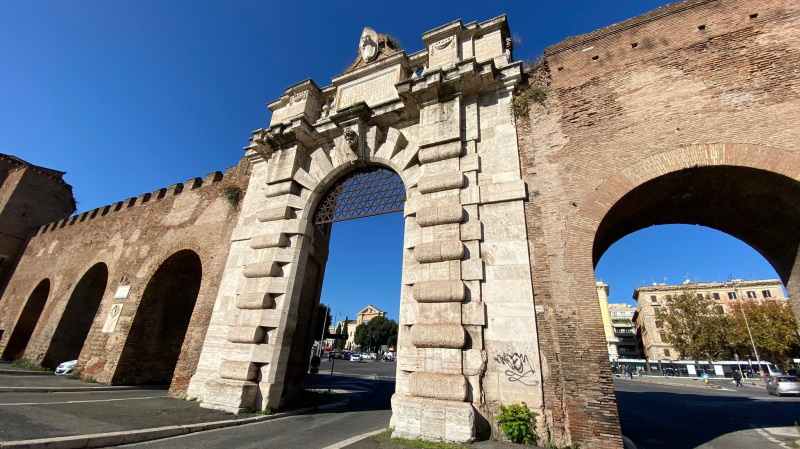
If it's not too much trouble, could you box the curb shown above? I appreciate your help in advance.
[0,371,52,376]
[0,372,381,448]
[0,386,140,393]
[0,399,351,449]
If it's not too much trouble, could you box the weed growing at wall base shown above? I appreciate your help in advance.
[11,359,49,372]
[496,402,539,445]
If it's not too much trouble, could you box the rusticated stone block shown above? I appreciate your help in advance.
[235,292,275,309]
[414,240,464,263]
[242,261,280,278]
[391,395,476,443]
[419,142,462,164]
[257,206,292,222]
[264,181,298,198]
[199,379,258,414]
[250,233,286,249]
[219,360,258,381]
[227,326,265,344]
[265,146,303,184]
[411,323,466,348]
[416,204,464,227]
[413,280,465,302]
[409,372,468,401]
[418,172,464,194]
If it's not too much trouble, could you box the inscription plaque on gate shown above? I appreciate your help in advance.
[335,65,402,110]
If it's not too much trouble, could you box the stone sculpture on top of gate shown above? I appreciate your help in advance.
[186,15,544,443]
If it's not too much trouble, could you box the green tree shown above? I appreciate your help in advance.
[334,323,344,350]
[729,300,800,368]
[656,291,735,360]
[353,317,399,352]
[342,317,349,350]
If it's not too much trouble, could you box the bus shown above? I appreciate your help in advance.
[612,359,782,378]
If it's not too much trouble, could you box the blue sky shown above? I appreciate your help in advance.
[1,1,781,319]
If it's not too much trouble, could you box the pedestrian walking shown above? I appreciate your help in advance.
[732,370,743,388]
[626,367,633,379]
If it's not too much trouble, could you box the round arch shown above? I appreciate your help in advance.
[567,143,800,320]
[42,263,108,369]
[113,249,202,385]
[300,159,412,224]
[3,279,51,360]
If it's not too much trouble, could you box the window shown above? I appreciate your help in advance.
[697,293,703,299]
[746,291,757,299]
[713,293,720,300]
[665,295,673,301]
[650,295,657,302]
[664,349,671,357]
[762,290,772,298]
[728,292,737,300]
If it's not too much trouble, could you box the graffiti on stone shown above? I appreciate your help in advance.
[494,352,539,386]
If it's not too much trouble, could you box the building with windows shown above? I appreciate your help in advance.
[356,304,386,325]
[609,303,640,360]
[633,279,787,360]
[596,282,641,361]
[596,282,618,360]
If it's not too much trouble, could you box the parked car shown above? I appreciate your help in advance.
[350,353,361,362]
[766,376,800,396]
[55,360,77,375]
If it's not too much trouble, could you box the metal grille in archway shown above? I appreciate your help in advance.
[314,168,405,224]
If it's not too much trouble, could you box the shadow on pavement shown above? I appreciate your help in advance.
[616,388,799,448]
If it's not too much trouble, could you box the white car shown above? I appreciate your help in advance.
[350,354,361,362]
[55,360,77,375]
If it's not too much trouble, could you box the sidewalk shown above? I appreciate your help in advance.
[614,372,768,390]
[0,361,359,448]
[0,361,637,449]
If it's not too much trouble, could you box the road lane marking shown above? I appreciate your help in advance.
[0,396,166,406]
[321,428,387,449]
[748,423,790,448]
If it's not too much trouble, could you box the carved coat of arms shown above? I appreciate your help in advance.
[360,27,379,62]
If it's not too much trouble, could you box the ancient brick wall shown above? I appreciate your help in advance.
[0,156,75,296]
[0,158,250,396]
[517,0,800,447]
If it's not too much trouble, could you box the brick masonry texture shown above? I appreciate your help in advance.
[517,0,800,446]
[0,159,250,396]
[0,2,798,448]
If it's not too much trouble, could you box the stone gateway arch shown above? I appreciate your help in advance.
[0,1,798,448]
[187,16,541,443]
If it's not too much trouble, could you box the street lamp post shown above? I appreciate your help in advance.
[318,303,329,357]
[734,283,762,375]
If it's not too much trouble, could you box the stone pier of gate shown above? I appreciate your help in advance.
[187,16,543,442]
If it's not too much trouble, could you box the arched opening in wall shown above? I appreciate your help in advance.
[113,250,202,385]
[281,167,405,410]
[3,279,51,360]
[592,165,800,373]
[41,263,108,369]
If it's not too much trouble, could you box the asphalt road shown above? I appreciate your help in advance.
[615,377,800,448]
[124,360,397,449]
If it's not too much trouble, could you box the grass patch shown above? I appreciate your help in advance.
[11,359,49,372]
[371,428,470,449]
[65,369,98,383]
[253,408,273,416]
